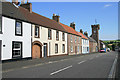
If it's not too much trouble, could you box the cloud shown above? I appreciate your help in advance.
[104,4,112,8]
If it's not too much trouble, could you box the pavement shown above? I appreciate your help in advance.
[2,51,118,78]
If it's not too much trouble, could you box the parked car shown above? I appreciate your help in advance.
[107,48,110,52]
[100,48,106,53]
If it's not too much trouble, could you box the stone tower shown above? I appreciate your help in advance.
[91,24,100,50]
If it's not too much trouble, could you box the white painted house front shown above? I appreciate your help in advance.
[32,25,67,58]
[0,2,32,61]
[82,39,89,54]
[0,16,31,60]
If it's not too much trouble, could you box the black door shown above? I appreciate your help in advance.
[44,43,47,57]
[0,40,2,61]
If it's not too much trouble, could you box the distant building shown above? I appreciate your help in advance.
[100,40,106,49]
[78,30,89,54]
[84,31,98,53]
[60,23,82,55]
[91,24,100,51]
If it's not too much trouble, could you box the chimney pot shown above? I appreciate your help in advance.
[70,22,75,30]
[80,29,83,33]
[20,2,32,13]
[12,0,19,5]
[52,14,60,22]
[84,31,88,37]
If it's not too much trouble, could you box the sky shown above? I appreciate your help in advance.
[31,2,118,40]
[7,0,119,40]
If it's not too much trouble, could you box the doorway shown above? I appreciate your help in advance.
[43,43,47,57]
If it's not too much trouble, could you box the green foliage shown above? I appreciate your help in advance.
[103,40,120,50]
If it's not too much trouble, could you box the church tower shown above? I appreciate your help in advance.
[91,24,100,50]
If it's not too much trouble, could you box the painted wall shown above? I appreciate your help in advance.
[0,16,31,60]
[32,25,67,57]
[67,34,82,55]
[82,39,89,54]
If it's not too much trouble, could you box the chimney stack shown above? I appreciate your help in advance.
[70,22,75,30]
[84,31,88,37]
[12,0,19,5]
[52,14,60,22]
[80,29,83,33]
[20,0,32,13]
[21,0,25,4]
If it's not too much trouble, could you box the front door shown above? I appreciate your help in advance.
[0,40,1,61]
[75,46,77,54]
[43,43,47,57]
[32,44,41,59]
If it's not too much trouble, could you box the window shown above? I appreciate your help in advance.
[12,41,22,58]
[48,29,52,39]
[78,45,79,52]
[35,26,39,38]
[71,35,72,42]
[71,45,73,52]
[87,47,89,51]
[62,44,65,53]
[62,32,65,41]
[0,15,2,33]
[56,31,59,40]
[75,36,77,43]
[79,37,80,42]
[55,44,58,53]
[15,21,22,36]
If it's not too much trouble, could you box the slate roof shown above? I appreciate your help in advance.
[59,23,81,36]
[19,6,66,32]
[2,2,27,21]
[88,37,97,43]
[2,2,66,32]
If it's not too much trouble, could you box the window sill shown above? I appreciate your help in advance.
[15,34,23,36]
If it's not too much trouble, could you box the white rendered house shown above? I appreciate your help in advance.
[0,2,32,61]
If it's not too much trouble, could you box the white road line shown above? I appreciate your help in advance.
[50,65,72,75]
[78,60,86,64]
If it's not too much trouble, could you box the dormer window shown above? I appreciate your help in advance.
[15,21,22,36]
[35,26,39,38]
[48,29,52,40]
[56,31,59,40]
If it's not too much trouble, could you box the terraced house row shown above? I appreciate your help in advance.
[0,1,101,61]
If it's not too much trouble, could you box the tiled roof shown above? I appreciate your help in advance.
[59,23,80,36]
[77,32,88,39]
[19,6,66,32]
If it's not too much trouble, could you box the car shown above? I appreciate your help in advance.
[107,48,110,52]
[100,48,106,53]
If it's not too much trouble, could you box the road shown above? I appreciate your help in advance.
[2,51,118,78]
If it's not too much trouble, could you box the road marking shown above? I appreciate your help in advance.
[3,69,14,73]
[78,60,86,64]
[108,55,118,78]
[50,65,72,75]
